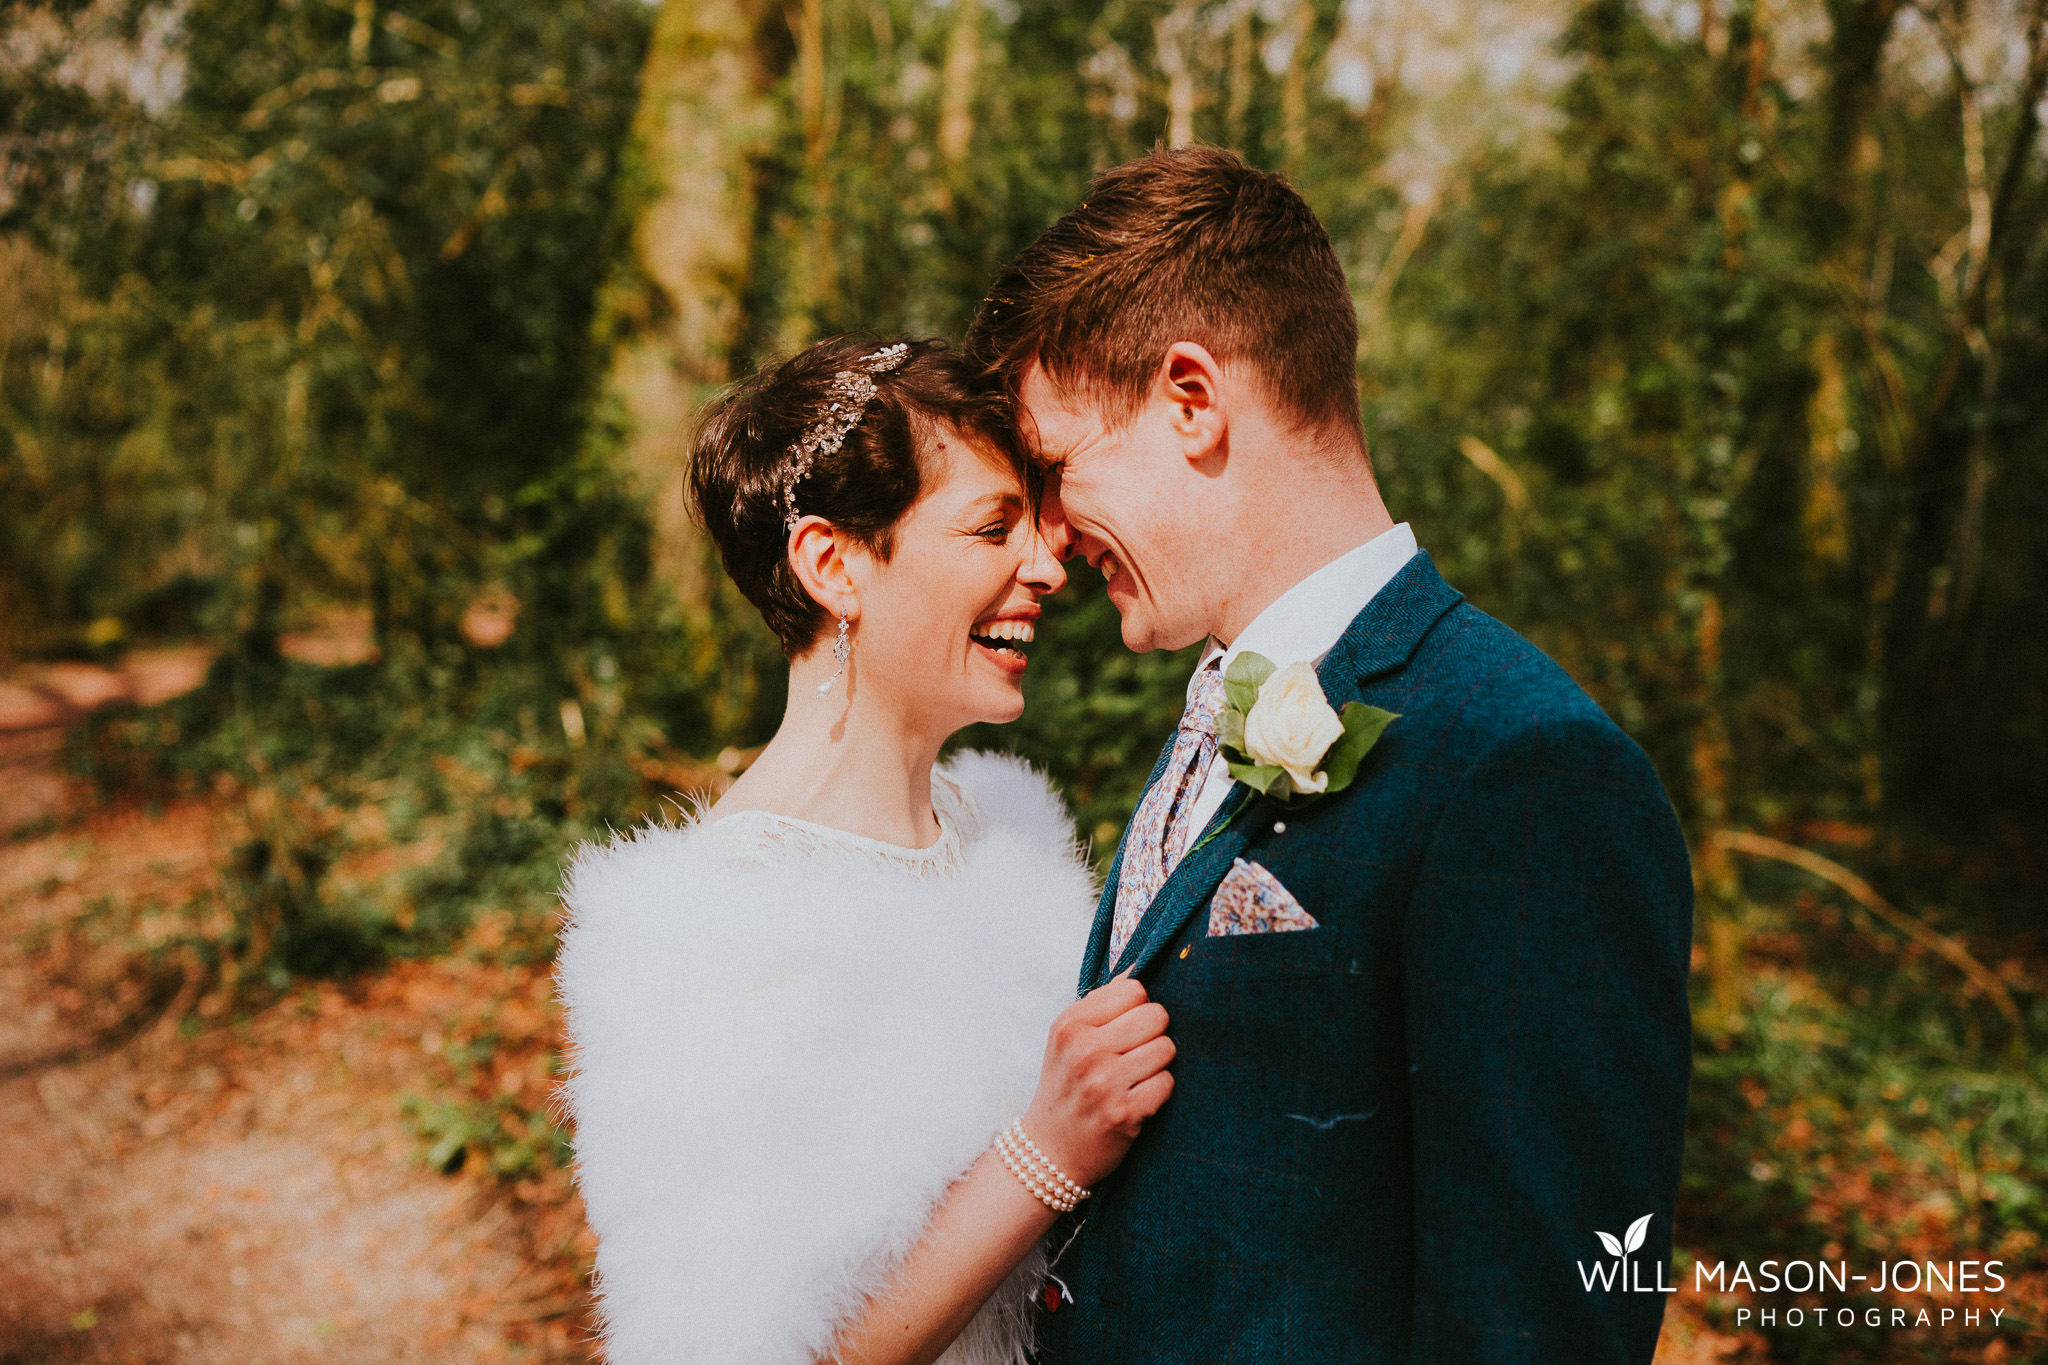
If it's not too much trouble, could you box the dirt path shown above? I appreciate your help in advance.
[0,769,595,1363]
[0,648,214,839]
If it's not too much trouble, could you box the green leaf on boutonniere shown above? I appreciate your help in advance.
[1222,651,1275,715]
[1217,707,1246,754]
[1223,757,1290,799]
[1319,702,1401,792]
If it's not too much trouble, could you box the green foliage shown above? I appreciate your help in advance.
[71,644,670,985]
[401,1091,571,1178]
[7,0,739,991]
[1682,881,2047,1361]
[1365,2,2048,860]
[3,0,655,668]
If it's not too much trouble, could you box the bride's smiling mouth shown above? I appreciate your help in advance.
[969,616,1034,673]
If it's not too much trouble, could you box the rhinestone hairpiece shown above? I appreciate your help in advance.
[782,342,912,531]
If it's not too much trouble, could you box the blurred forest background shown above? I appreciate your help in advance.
[2,0,2044,1360]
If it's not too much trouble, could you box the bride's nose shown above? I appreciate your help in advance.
[1019,520,1067,595]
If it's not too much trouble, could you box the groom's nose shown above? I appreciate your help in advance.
[1037,476,1080,560]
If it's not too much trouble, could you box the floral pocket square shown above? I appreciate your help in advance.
[1207,859,1319,937]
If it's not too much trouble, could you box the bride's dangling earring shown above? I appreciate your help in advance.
[817,613,851,697]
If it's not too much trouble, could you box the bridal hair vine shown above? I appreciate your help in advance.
[781,342,912,532]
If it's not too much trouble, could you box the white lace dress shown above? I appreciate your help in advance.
[555,752,1097,1365]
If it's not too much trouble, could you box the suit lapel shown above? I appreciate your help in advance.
[1107,552,1464,982]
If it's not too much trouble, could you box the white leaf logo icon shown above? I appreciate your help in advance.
[1595,1230,1623,1257]
[1624,1213,1652,1254]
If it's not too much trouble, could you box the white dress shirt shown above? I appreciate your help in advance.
[1182,523,1418,837]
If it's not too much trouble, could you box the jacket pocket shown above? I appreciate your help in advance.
[1185,918,1339,979]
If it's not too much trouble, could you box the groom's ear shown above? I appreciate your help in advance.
[1159,341,1226,465]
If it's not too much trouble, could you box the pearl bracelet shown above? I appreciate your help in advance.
[995,1129,1077,1213]
[993,1119,1091,1214]
[995,1135,1075,1212]
[1008,1119,1089,1204]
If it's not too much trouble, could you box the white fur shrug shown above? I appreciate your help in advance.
[555,752,1096,1365]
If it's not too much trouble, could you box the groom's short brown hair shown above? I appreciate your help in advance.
[967,144,1362,442]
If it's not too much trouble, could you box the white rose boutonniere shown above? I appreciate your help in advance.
[1241,660,1347,793]
[1215,652,1399,809]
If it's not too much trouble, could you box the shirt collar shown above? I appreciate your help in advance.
[1191,523,1418,695]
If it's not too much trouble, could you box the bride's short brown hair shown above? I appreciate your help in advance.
[965,144,1362,444]
[688,336,1027,656]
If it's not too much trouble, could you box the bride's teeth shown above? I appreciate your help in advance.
[974,620,1035,643]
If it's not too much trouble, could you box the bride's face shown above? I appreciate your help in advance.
[844,424,1065,731]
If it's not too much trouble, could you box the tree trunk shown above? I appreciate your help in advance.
[1156,0,1201,148]
[1279,1,1316,171]
[593,0,786,609]
[938,0,981,166]
[1880,0,2046,814]
[1815,0,1905,245]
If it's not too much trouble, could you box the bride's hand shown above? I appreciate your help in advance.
[1019,974,1175,1190]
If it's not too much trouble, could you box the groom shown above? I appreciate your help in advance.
[966,146,1693,1362]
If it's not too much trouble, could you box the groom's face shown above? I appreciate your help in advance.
[1017,362,1211,653]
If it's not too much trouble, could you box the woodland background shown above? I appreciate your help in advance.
[1,0,2044,1360]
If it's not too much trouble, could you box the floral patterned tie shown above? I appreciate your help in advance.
[1108,664,1229,966]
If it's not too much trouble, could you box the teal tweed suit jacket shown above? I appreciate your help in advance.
[1036,552,1693,1364]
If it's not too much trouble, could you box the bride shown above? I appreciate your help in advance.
[555,337,1174,1364]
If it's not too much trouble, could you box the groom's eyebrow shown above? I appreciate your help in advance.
[1025,437,1070,468]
